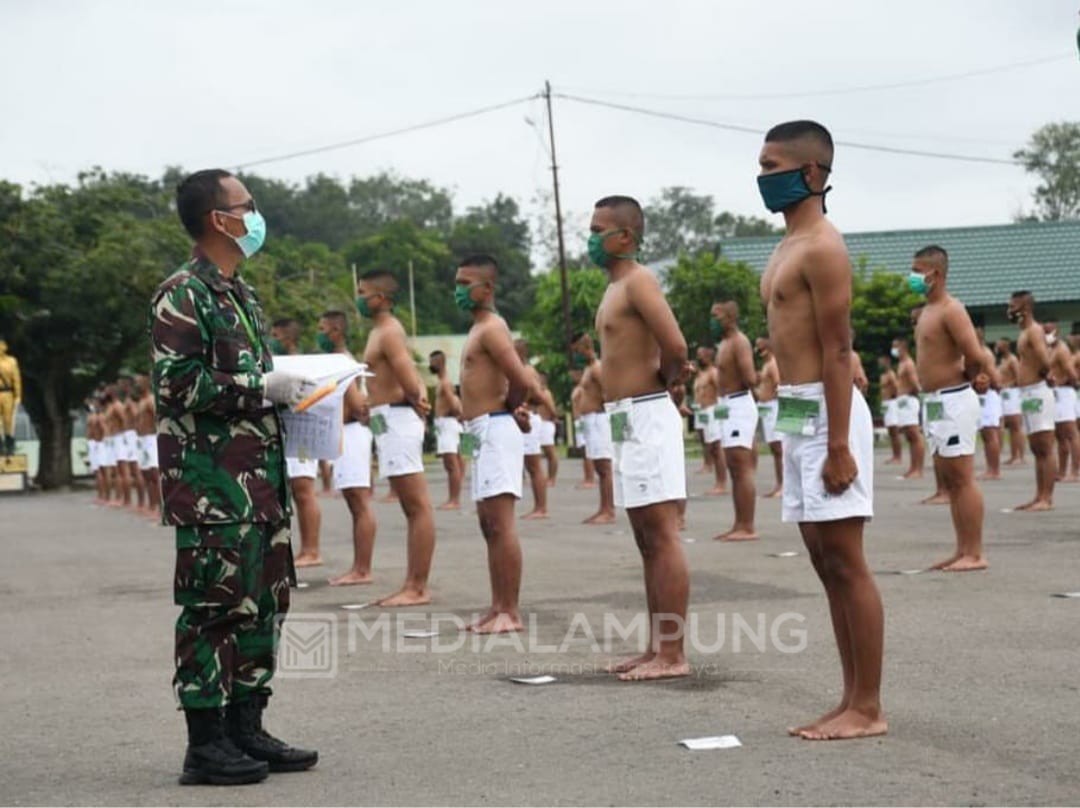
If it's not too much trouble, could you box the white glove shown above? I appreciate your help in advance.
[263,370,311,407]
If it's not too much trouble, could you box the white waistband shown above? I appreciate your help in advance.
[1020,380,1049,393]
[778,381,824,399]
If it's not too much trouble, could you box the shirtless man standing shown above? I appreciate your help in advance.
[430,350,464,510]
[692,345,726,495]
[457,254,538,634]
[1045,323,1080,482]
[328,377,378,587]
[756,337,783,498]
[997,338,1026,465]
[590,195,690,681]
[104,384,131,508]
[909,246,988,571]
[119,376,147,512]
[711,300,759,541]
[357,270,435,606]
[316,310,351,498]
[877,354,903,464]
[569,368,597,489]
[892,338,925,480]
[134,374,161,519]
[758,120,884,739]
[973,327,1003,481]
[572,332,616,524]
[537,373,560,487]
[1008,291,1056,511]
[514,339,551,519]
[87,399,108,504]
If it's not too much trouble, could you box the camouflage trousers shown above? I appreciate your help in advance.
[173,520,294,710]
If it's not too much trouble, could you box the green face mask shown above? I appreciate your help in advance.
[571,352,588,369]
[709,318,724,340]
[316,332,335,353]
[355,295,376,319]
[267,337,285,355]
[455,283,481,312]
[587,228,637,268]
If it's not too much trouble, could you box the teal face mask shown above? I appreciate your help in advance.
[355,295,377,318]
[907,271,929,296]
[267,337,285,355]
[757,166,832,214]
[709,318,724,340]
[455,283,479,312]
[571,352,588,369]
[588,228,637,268]
[224,209,267,258]
[316,332,335,353]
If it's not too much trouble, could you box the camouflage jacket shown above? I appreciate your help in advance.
[149,255,288,527]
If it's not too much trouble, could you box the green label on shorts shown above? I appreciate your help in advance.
[369,413,388,436]
[610,411,629,443]
[1022,397,1043,414]
[776,397,820,436]
[758,406,770,418]
[898,398,911,409]
[460,432,480,458]
[978,395,986,408]
[926,401,945,422]
[713,405,730,420]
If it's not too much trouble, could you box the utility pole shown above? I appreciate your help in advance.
[408,259,417,339]
[544,80,577,446]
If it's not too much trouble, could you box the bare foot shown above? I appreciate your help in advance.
[883,457,902,466]
[377,588,432,607]
[546,479,557,488]
[1062,475,1080,484]
[521,510,549,520]
[704,486,728,496]
[941,555,989,572]
[1004,457,1024,466]
[976,472,1002,481]
[584,512,617,525]
[328,570,373,586]
[617,657,690,682]
[468,612,523,634]
[919,493,950,505]
[575,481,598,490]
[106,500,124,508]
[761,487,783,499]
[437,501,461,511]
[901,470,924,480]
[788,703,847,737]
[798,709,887,740]
[714,529,759,542]
[294,554,324,568]
[1012,499,1037,511]
[928,553,959,571]
[1025,500,1054,512]
[607,652,655,674]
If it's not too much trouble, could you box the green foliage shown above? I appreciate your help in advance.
[520,267,607,406]
[1013,122,1080,221]
[663,253,765,349]
[640,186,780,262]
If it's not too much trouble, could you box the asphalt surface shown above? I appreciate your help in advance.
[2,450,1078,806]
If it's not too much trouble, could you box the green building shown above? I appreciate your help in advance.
[716,220,1080,341]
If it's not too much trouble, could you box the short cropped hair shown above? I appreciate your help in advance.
[176,169,232,239]
[764,120,834,167]
[359,269,400,299]
[320,310,347,332]
[594,195,645,239]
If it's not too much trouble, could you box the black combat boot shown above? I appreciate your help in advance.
[226,691,318,773]
[179,707,269,786]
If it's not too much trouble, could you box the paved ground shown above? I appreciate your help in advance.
[2,450,1079,806]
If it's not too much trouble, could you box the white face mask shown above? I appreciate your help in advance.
[1046,333,1058,346]
[890,347,901,359]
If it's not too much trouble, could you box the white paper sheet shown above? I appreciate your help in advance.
[273,355,370,461]
[340,602,371,611]
[678,735,742,751]
[509,675,556,685]
[402,629,440,639]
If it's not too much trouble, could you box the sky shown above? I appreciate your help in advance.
[2,0,1078,258]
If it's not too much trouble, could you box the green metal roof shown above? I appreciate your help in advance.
[717,220,1080,308]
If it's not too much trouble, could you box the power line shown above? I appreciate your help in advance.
[232,94,542,170]
[554,93,1022,166]
[560,53,1071,101]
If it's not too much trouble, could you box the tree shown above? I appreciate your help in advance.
[1014,122,1080,221]
[640,186,781,262]
[663,253,765,349]
[520,267,607,407]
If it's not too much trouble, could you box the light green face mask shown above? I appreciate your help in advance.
[587,228,637,268]
[455,282,487,312]
[316,332,335,353]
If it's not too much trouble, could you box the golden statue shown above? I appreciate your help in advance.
[0,338,22,456]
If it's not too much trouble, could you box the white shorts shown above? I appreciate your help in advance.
[1053,386,1078,424]
[1020,381,1056,435]
[371,404,425,479]
[87,440,100,473]
[334,422,373,490]
[895,394,920,428]
[702,410,722,444]
[434,416,462,456]
[758,399,780,444]
[692,406,708,431]
[286,457,318,479]
[117,429,139,463]
[780,384,874,524]
[882,398,899,428]
[538,419,556,447]
[715,392,758,450]
[923,385,980,458]
[466,412,524,501]
[100,436,118,467]
[138,434,158,470]
[607,393,686,509]
[1001,387,1021,417]
[978,389,1002,430]
[582,411,613,461]
[522,413,543,456]
[573,419,585,448]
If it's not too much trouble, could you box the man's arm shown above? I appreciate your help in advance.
[382,322,429,412]
[150,282,266,418]
[343,381,369,425]
[944,303,985,381]
[1027,324,1052,377]
[441,379,463,418]
[734,335,758,391]
[483,321,539,411]
[627,269,688,388]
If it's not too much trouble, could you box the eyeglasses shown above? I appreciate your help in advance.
[214,199,257,216]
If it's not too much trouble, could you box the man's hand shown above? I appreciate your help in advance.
[512,405,532,432]
[973,373,991,395]
[412,396,432,420]
[822,444,858,496]
[263,370,312,407]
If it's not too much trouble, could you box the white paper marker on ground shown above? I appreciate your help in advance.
[769,551,798,558]
[1051,591,1080,598]
[295,582,310,589]
[402,629,440,638]
[509,675,556,685]
[678,735,742,751]
[341,602,371,611]
[682,537,697,544]
[898,568,926,575]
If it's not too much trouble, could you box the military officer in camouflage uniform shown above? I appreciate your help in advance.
[151,169,318,786]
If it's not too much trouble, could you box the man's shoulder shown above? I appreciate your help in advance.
[152,261,204,306]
